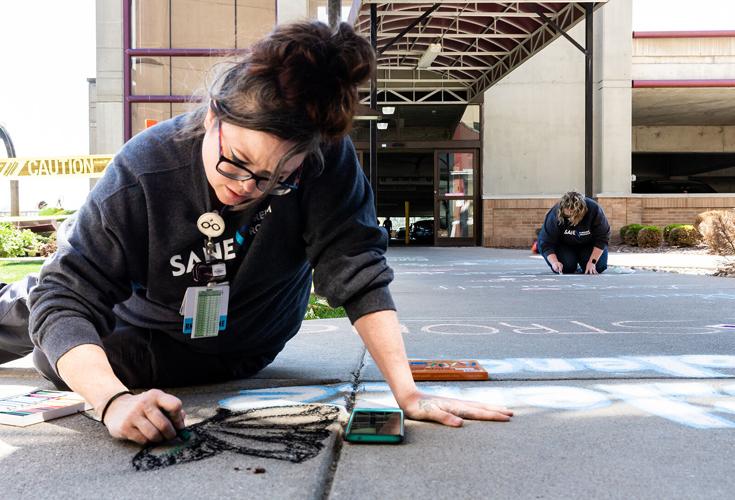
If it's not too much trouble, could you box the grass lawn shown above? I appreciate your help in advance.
[305,294,347,319]
[0,260,44,283]
[0,258,346,319]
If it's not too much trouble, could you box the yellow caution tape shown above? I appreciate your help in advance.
[0,155,113,179]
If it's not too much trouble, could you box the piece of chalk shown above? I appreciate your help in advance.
[165,410,190,441]
[177,428,191,442]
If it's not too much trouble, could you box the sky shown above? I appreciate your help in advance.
[0,0,95,212]
[0,0,734,213]
[632,0,735,31]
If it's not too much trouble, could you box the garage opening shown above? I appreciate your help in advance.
[633,152,735,193]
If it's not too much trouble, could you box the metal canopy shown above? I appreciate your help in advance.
[349,1,607,105]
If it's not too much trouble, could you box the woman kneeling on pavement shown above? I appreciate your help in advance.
[538,191,611,274]
[0,21,511,444]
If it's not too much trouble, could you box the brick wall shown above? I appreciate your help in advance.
[483,196,735,247]
[482,198,558,247]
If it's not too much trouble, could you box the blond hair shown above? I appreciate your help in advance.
[557,191,587,226]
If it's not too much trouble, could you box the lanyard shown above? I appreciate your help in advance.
[194,198,270,283]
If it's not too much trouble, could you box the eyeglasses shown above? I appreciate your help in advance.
[215,119,300,196]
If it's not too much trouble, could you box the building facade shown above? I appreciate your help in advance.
[93,0,735,247]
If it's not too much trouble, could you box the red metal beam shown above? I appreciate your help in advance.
[126,48,246,57]
[127,95,203,103]
[633,79,735,88]
[633,30,735,39]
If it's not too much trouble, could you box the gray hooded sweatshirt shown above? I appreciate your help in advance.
[28,115,394,371]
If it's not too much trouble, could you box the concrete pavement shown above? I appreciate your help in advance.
[1,247,734,499]
[607,249,731,274]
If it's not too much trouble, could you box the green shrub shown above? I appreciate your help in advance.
[663,224,686,242]
[623,224,645,246]
[38,207,75,216]
[669,225,701,247]
[619,224,632,240]
[0,223,46,258]
[637,226,663,248]
[304,294,346,320]
[38,232,57,257]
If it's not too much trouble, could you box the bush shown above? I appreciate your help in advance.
[623,224,645,246]
[696,209,735,255]
[304,294,346,320]
[38,232,57,257]
[669,225,701,247]
[694,210,719,232]
[637,226,663,248]
[663,224,686,242]
[39,207,75,216]
[0,223,46,258]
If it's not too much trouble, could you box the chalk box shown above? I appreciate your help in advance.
[0,389,90,427]
[409,359,489,381]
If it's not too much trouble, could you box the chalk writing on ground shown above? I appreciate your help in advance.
[133,404,339,471]
[409,319,732,336]
[296,319,735,336]
[220,377,735,430]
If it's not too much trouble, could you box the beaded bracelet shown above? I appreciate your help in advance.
[100,390,133,425]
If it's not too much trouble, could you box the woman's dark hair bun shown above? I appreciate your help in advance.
[245,21,376,141]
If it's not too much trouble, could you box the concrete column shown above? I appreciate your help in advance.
[482,0,632,198]
[88,78,97,154]
[95,0,124,154]
[482,23,586,197]
[594,0,632,196]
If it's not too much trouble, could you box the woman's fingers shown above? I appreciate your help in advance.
[454,398,511,411]
[144,405,178,441]
[437,401,513,422]
[103,389,185,444]
[418,398,463,426]
[153,391,185,430]
[134,416,165,443]
[453,400,514,418]
[408,394,514,426]
[458,406,513,421]
[125,428,149,446]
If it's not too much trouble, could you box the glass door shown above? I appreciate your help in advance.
[434,150,477,246]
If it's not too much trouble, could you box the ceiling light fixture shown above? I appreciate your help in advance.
[382,106,395,115]
[353,105,381,121]
[377,122,389,130]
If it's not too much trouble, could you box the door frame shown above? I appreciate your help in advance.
[433,149,479,246]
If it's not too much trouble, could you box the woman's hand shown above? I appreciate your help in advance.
[584,262,599,274]
[551,261,564,274]
[101,389,186,444]
[399,391,514,427]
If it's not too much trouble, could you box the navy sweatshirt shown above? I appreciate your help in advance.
[538,197,611,257]
[28,114,395,371]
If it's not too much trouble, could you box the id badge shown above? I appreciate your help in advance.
[180,284,229,338]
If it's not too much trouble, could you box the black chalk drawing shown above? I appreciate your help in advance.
[133,404,340,471]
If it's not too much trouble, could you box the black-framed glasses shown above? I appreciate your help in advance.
[215,119,300,196]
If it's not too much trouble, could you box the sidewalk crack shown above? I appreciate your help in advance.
[319,346,367,500]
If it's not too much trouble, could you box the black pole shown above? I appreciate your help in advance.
[328,0,340,29]
[0,124,18,216]
[0,124,16,157]
[584,3,594,198]
[370,3,378,210]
